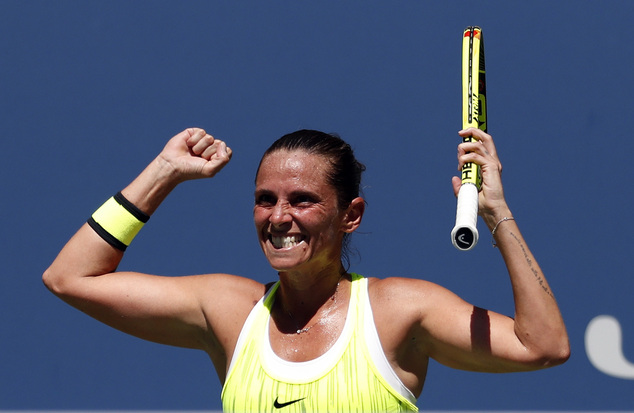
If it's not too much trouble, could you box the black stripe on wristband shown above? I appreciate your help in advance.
[87,216,128,251]
[113,191,150,223]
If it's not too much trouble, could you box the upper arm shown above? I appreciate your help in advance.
[44,222,266,354]
[51,270,264,351]
[413,281,541,372]
[373,278,540,374]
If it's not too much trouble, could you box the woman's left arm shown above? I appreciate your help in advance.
[438,128,570,370]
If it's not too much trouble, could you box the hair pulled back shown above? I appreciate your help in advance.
[256,130,366,269]
[257,129,366,209]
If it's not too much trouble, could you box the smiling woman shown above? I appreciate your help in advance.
[254,147,364,277]
[255,129,367,270]
[43,127,569,412]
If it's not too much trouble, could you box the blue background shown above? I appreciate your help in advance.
[1,0,632,410]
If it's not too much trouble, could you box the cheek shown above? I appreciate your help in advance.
[253,207,268,228]
[304,211,343,239]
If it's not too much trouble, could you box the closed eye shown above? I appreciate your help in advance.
[291,194,319,207]
[255,192,276,207]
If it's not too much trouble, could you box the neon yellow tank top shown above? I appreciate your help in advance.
[221,273,418,412]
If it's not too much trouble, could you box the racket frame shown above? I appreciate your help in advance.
[451,26,487,251]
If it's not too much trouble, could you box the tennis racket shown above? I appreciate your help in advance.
[451,26,487,251]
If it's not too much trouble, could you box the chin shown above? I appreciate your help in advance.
[266,258,305,273]
[261,242,309,271]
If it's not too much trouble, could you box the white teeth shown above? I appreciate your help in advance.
[270,235,303,249]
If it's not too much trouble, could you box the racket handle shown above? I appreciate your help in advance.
[451,183,479,250]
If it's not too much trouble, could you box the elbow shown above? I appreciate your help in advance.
[42,266,69,297]
[541,347,570,368]
[550,340,571,366]
[42,267,58,294]
[531,336,571,368]
[516,320,571,369]
[546,328,571,367]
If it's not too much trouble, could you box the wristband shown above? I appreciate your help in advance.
[87,192,150,251]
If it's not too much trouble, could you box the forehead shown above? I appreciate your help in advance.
[256,150,331,187]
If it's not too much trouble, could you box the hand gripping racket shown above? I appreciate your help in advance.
[451,26,487,251]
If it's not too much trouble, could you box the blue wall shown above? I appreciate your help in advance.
[1,1,632,410]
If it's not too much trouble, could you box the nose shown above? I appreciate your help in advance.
[270,201,292,226]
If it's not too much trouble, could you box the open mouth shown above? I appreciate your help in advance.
[268,234,306,249]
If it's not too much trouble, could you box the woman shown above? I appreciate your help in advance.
[43,127,569,412]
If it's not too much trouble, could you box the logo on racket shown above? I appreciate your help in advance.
[455,228,475,248]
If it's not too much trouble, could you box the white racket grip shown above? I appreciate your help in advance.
[451,183,479,250]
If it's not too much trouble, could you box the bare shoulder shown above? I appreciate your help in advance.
[367,276,451,309]
[367,276,466,334]
[366,276,454,394]
[366,277,431,333]
[187,273,267,365]
[191,273,267,316]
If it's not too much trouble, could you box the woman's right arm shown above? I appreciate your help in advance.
[43,128,264,357]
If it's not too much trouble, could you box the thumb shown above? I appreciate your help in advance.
[199,141,233,178]
[451,176,462,197]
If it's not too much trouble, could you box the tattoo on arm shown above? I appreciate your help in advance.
[509,232,554,299]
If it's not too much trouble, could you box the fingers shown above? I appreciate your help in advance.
[456,128,502,173]
[199,140,232,178]
[187,129,214,157]
[186,129,232,161]
[201,140,227,160]
[458,128,496,156]
[160,128,232,180]
[454,128,508,216]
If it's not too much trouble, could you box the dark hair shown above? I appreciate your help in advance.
[258,129,366,208]
[256,129,366,268]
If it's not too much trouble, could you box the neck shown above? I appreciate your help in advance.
[274,268,349,334]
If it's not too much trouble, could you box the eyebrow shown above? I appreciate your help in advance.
[254,188,322,200]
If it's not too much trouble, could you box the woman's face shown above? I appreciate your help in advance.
[254,150,347,274]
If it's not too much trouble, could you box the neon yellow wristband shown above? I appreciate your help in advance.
[87,192,150,251]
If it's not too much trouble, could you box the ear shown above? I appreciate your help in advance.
[341,197,365,233]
